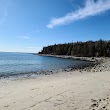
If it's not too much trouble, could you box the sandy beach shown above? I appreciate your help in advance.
[0,58,110,110]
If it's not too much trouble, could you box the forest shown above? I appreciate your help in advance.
[38,39,110,57]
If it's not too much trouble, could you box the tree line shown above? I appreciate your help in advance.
[38,39,110,57]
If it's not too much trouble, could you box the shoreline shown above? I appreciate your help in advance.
[38,54,104,62]
[38,54,108,72]
[0,54,107,79]
[0,56,110,110]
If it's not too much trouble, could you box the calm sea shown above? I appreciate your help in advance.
[0,52,88,77]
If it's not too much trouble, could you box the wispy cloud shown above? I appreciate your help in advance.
[23,36,30,39]
[0,0,10,25]
[17,36,31,39]
[47,0,110,28]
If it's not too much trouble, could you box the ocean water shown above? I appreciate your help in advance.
[0,52,88,77]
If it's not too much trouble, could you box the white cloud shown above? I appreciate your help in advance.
[0,0,10,25]
[16,36,31,39]
[0,0,8,24]
[47,0,110,28]
[23,36,30,39]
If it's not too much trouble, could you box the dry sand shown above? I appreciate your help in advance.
[0,69,110,110]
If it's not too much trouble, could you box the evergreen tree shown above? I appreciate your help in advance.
[38,39,110,57]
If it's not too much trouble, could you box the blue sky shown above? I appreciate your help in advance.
[0,0,110,53]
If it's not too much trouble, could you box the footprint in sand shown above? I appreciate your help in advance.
[31,88,38,90]
[4,105,10,108]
